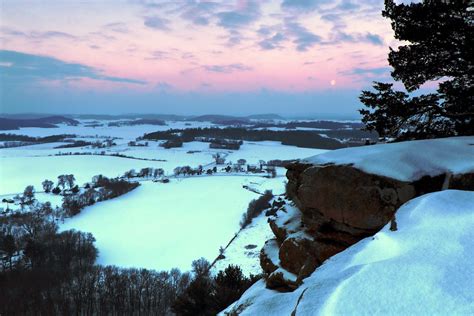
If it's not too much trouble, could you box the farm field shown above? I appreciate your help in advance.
[0,119,328,272]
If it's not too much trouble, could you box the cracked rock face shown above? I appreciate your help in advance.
[259,161,474,292]
[296,164,416,232]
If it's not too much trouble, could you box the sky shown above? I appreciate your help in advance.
[0,0,400,117]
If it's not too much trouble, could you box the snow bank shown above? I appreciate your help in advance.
[303,136,474,181]
[222,190,474,315]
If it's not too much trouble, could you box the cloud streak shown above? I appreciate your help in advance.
[203,63,252,73]
[144,16,171,30]
[281,0,332,11]
[285,21,321,51]
[0,50,146,85]
[0,27,78,41]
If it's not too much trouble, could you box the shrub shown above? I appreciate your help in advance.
[240,190,273,228]
[71,185,80,194]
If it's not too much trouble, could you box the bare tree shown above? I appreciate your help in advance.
[66,174,76,189]
[23,185,35,205]
[42,179,54,193]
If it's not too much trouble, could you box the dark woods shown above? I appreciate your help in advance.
[0,208,256,315]
[0,226,191,314]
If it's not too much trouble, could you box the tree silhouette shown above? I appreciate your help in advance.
[360,0,473,140]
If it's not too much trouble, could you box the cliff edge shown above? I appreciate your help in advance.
[222,137,474,315]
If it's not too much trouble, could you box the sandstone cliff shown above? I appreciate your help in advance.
[259,137,474,291]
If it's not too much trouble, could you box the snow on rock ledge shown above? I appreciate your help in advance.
[268,137,474,291]
[221,190,474,315]
[302,136,474,182]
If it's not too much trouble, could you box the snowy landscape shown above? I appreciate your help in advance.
[2,117,472,316]
[0,118,328,272]
[1,0,473,314]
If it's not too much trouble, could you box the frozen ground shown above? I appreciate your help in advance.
[0,120,328,196]
[222,190,474,315]
[0,140,327,168]
[0,141,322,196]
[60,177,282,271]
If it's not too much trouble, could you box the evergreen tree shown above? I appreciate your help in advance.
[212,265,252,313]
[360,0,473,140]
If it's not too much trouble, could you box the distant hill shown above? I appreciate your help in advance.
[245,113,284,120]
[190,114,284,123]
[74,114,187,121]
[108,119,167,127]
[0,116,79,130]
[190,115,240,122]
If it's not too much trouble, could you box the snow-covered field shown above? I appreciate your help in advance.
[0,119,328,196]
[0,155,170,196]
[0,120,326,272]
[61,176,282,271]
[0,120,217,144]
[223,190,474,315]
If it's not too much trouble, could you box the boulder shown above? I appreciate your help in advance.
[278,235,315,275]
[260,239,280,274]
[266,268,299,292]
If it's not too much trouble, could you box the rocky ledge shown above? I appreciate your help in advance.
[259,137,474,291]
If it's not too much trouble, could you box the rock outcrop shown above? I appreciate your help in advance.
[260,161,474,291]
[222,190,474,316]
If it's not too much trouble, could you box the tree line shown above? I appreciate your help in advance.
[142,127,347,149]
[0,133,76,148]
[3,173,139,219]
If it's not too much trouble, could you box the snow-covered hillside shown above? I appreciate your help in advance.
[222,190,474,315]
[0,119,327,196]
